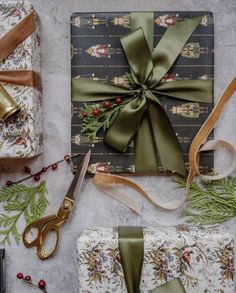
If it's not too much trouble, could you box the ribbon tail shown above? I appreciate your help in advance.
[72,78,136,102]
[150,279,186,293]
[147,99,186,176]
[135,115,158,173]
[104,96,146,152]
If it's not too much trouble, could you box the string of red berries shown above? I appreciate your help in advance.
[17,272,47,292]
[81,97,123,118]
[6,153,80,187]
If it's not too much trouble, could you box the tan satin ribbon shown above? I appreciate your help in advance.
[93,77,236,212]
[0,11,42,92]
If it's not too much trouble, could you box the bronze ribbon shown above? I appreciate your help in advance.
[93,77,236,212]
[118,226,186,293]
[0,70,42,93]
[0,11,42,93]
[72,12,213,176]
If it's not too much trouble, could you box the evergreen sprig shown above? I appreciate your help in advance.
[80,102,126,139]
[0,182,48,245]
[175,176,236,224]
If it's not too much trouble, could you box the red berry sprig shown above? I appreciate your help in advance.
[17,273,47,293]
[6,153,80,187]
[80,97,126,119]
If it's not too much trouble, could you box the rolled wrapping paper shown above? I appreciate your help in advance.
[0,85,21,122]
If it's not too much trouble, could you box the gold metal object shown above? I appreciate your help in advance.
[22,150,91,260]
[0,85,21,122]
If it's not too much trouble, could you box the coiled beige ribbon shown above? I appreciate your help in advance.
[93,77,236,213]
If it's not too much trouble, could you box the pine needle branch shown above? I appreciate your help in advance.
[0,181,48,245]
[174,176,236,225]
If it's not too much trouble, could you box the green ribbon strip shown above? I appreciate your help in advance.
[72,12,213,176]
[118,226,186,293]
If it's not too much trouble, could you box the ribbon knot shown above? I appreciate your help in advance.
[72,12,213,176]
[139,84,148,92]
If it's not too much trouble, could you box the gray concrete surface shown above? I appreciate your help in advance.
[0,0,236,292]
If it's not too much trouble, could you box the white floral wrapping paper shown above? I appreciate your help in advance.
[77,225,235,293]
[0,0,42,158]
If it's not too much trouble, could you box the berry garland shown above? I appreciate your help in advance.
[5,154,78,186]
[17,272,47,292]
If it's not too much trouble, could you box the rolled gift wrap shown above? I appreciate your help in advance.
[0,85,21,122]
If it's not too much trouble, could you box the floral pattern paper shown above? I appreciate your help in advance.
[0,0,42,158]
[77,226,235,292]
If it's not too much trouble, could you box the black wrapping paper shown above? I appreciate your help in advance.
[71,11,214,175]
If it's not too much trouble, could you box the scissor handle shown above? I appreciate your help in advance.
[22,214,59,248]
[36,223,61,260]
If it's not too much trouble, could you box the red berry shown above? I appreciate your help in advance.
[103,101,111,108]
[6,181,13,187]
[34,174,41,182]
[64,155,70,161]
[41,167,47,173]
[17,272,24,279]
[24,166,31,174]
[24,275,31,282]
[38,280,46,289]
[82,112,88,118]
[51,163,58,170]
[115,97,122,104]
[92,109,100,116]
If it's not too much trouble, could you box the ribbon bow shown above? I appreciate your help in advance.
[72,12,213,176]
[118,226,186,293]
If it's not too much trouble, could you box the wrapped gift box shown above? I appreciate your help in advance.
[77,226,235,292]
[0,1,42,158]
[71,12,214,175]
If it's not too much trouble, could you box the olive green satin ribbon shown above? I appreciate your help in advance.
[118,226,186,293]
[150,279,186,293]
[72,12,213,176]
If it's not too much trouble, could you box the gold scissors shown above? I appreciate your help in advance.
[22,150,91,260]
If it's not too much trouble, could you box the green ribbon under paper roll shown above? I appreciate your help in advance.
[72,12,213,176]
[118,226,186,293]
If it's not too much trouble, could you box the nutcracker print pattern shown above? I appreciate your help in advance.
[71,12,214,175]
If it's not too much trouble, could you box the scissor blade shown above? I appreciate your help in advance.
[66,150,91,200]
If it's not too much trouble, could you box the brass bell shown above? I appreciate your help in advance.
[0,85,21,122]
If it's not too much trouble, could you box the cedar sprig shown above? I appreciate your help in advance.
[0,181,48,245]
[80,102,128,139]
[174,176,236,224]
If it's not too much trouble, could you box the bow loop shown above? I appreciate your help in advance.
[104,96,147,152]
[121,28,154,85]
